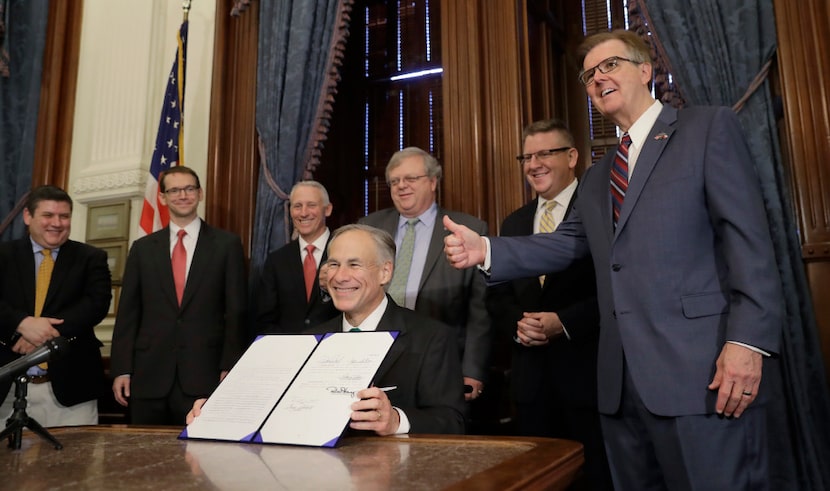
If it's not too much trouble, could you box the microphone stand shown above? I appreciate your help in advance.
[0,374,62,450]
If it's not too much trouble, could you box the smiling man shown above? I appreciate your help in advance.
[486,119,612,490]
[444,29,782,490]
[0,185,111,427]
[256,180,339,335]
[359,147,491,404]
[111,166,247,425]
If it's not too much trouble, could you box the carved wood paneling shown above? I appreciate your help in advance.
[205,0,259,258]
[33,0,84,188]
[773,0,830,380]
[441,0,525,231]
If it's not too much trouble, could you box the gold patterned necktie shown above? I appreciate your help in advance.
[539,201,556,285]
[35,249,54,317]
[35,249,54,371]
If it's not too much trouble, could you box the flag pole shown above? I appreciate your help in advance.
[182,0,192,22]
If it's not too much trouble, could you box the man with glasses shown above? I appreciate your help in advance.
[487,119,612,490]
[111,166,247,425]
[360,147,491,405]
[444,29,781,489]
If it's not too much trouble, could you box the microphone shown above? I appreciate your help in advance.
[0,337,69,383]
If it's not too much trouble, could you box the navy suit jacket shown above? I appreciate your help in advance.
[307,298,466,434]
[111,221,247,399]
[488,106,783,416]
[256,237,339,335]
[0,238,111,407]
[487,194,600,409]
[360,207,491,382]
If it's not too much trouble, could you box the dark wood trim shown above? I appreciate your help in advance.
[32,0,83,188]
[205,0,260,258]
[773,0,830,382]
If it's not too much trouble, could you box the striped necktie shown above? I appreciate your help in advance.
[538,201,556,285]
[610,133,632,228]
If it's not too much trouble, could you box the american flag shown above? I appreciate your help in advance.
[139,21,188,236]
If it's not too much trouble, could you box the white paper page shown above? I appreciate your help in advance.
[258,331,396,447]
[183,335,319,441]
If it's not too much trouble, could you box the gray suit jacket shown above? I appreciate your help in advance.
[360,207,491,382]
[489,106,782,416]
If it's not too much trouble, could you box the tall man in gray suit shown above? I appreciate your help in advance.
[444,30,782,490]
[360,147,490,401]
[111,166,247,425]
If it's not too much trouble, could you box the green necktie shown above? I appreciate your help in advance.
[388,218,418,305]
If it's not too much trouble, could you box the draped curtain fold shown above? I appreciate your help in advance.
[640,1,830,489]
[250,0,352,278]
[0,0,48,240]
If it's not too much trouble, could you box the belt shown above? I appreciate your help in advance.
[29,373,50,384]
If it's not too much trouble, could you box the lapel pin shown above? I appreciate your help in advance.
[653,132,668,141]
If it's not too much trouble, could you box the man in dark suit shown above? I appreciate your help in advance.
[0,185,111,427]
[359,147,490,402]
[256,181,338,335]
[189,224,465,434]
[111,166,247,425]
[445,30,783,490]
[487,119,612,490]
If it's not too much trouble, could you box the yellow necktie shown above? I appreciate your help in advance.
[35,249,54,316]
[539,201,556,285]
[35,249,54,371]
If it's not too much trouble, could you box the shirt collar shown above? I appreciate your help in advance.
[342,295,388,332]
[397,202,437,229]
[29,237,60,255]
[169,218,202,240]
[537,178,578,212]
[625,99,663,149]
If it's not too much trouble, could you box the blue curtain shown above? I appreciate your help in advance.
[641,1,830,489]
[250,0,350,277]
[0,0,48,240]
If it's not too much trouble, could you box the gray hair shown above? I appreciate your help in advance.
[290,180,331,206]
[385,147,442,183]
[329,224,396,265]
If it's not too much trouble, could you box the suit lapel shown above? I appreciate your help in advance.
[181,221,211,309]
[615,106,677,237]
[418,207,448,290]
[15,239,37,312]
[150,227,178,307]
[372,301,408,380]
[45,240,77,310]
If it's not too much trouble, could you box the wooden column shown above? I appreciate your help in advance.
[441,0,526,231]
[205,0,260,258]
[32,0,84,188]
[773,0,830,381]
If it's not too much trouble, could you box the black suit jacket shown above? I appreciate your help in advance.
[487,195,600,409]
[359,207,491,382]
[307,299,466,434]
[110,221,247,399]
[256,237,339,334]
[0,238,111,407]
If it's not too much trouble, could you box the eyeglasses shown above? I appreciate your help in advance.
[163,185,200,196]
[387,175,428,187]
[578,56,640,86]
[515,147,571,165]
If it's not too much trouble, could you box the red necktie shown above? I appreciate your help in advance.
[172,229,187,305]
[610,133,632,228]
[303,244,317,301]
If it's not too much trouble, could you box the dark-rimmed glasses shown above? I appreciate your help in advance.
[515,147,571,165]
[578,56,640,86]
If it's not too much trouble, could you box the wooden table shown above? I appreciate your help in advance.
[1,426,583,490]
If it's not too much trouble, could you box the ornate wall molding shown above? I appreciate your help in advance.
[71,169,145,202]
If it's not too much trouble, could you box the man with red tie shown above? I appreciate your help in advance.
[255,181,339,336]
[111,166,247,425]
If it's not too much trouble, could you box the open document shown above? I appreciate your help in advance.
[179,331,398,447]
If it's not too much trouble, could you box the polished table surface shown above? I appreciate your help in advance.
[1,425,583,490]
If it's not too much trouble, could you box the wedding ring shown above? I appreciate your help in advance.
[741,391,752,396]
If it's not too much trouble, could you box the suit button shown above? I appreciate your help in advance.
[611,264,621,272]
[304,319,311,325]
